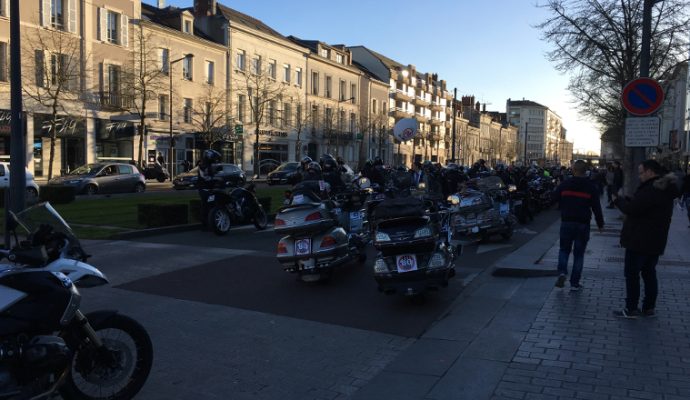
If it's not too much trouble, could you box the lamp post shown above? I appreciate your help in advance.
[336,96,355,158]
[524,121,529,164]
[169,53,194,179]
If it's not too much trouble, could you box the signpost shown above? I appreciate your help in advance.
[624,117,660,147]
[621,77,664,116]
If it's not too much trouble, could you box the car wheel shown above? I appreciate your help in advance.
[134,183,145,193]
[156,174,166,183]
[84,184,98,195]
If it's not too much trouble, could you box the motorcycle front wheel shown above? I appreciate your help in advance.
[60,314,153,400]
[208,206,232,235]
[253,207,268,230]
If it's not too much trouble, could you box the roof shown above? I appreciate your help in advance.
[349,45,405,71]
[287,36,320,53]
[217,4,286,40]
[141,3,215,42]
[507,99,548,108]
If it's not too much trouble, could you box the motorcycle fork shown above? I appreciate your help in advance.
[73,310,104,348]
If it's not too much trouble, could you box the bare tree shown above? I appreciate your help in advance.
[190,85,231,149]
[357,110,388,166]
[23,29,85,180]
[287,94,310,161]
[536,0,690,138]
[234,61,289,176]
[122,21,167,167]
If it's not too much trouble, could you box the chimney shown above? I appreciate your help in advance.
[482,103,486,112]
[158,0,165,8]
[475,101,480,112]
[194,0,217,17]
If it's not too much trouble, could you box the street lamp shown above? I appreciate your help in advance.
[169,53,194,179]
[335,96,355,157]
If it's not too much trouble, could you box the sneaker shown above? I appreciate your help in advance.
[614,308,641,319]
[570,283,583,291]
[642,309,656,318]
[555,275,566,288]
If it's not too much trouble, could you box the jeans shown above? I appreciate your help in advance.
[624,249,659,311]
[557,221,590,285]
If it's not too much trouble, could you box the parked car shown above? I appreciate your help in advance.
[259,159,280,175]
[172,163,245,190]
[0,162,40,201]
[267,162,300,185]
[48,163,146,195]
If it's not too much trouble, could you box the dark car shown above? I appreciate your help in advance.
[267,162,300,185]
[172,163,246,190]
[48,163,146,195]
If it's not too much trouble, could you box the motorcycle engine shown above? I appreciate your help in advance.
[0,335,71,396]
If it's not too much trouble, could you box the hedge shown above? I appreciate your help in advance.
[137,203,189,228]
[39,185,76,204]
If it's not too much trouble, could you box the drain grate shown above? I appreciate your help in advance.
[604,257,690,267]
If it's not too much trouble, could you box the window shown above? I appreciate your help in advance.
[311,71,319,95]
[350,112,356,133]
[325,107,332,130]
[350,83,357,103]
[338,110,345,131]
[50,53,73,89]
[268,59,276,79]
[158,94,168,120]
[320,48,328,58]
[325,76,332,98]
[236,49,246,71]
[160,48,169,74]
[295,67,302,86]
[0,0,6,17]
[51,0,65,29]
[237,94,246,122]
[205,60,214,84]
[0,42,7,82]
[339,80,346,101]
[311,105,318,131]
[183,98,192,123]
[283,64,290,83]
[204,102,212,125]
[283,103,291,128]
[268,100,276,126]
[336,53,343,64]
[182,56,192,80]
[105,64,121,106]
[251,55,261,75]
[372,99,377,115]
[296,104,302,125]
[106,11,119,44]
[183,20,192,34]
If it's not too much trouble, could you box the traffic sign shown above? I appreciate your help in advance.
[621,77,664,116]
[234,124,243,135]
[624,117,659,147]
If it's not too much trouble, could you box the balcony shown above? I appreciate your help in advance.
[444,121,451,129]
[100,91,131,110]
[415,114,429,124]
[430,117,443,126]
[392,89,412,102]
[430,103,443,112]
[392,107,413,119]
[413,96,430,107]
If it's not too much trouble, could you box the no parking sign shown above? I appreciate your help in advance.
[621,78,664,116]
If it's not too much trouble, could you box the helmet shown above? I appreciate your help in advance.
[336,156,345,165]
[423,160,433,170]
[202,149,221,164]
[373,156,383,166]
[320,153,336,167]
[446,163,459,170]
[300,156,313,169]
[322,157,337,172]
[306,161,322,175]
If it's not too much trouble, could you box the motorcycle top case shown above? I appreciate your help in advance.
[372,197,425,221]
[274,203,336,236]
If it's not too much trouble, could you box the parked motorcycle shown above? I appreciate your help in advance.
[449,176,515,243]
[0,202,153,400]
[142,163,169,182]
[274,179,367,283]
[371,195,456,296]
[205,183,268,235]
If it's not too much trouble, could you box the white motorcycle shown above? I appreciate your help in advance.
[0,202,153,400]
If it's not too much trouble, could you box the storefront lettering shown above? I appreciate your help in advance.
[259,129,288,138]
[42,117,79,136]
[0,111,10,124]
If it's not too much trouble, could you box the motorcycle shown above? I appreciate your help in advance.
[141,163,169,182]
[274,179,367,283]
[371,195,456,296]
[0,202,153,400]
[205,183,268,235]
[449,176,515,243]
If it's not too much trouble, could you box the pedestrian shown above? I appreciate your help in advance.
[681,169,690,228]
[612,159,679,318]
[552,160,605,291]
[605,163,615,204]
[607,161,623,208]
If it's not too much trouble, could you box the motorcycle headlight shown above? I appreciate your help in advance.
[428,252,446,269]
[508,184,517,192]
[447,195,460,205]
[375,232,391,242]
[414,227,432,238]
[373,258,388,273]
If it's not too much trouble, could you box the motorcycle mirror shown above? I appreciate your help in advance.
[358,177,371,189]
[508,184,517,192]
[418,182,426,190]
[447,195,460,205]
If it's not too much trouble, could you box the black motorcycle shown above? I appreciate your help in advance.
[141,163,169,182]
[206,184,268,235]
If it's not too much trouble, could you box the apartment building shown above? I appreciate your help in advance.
[349,46,453,167]
[507,98,566,165]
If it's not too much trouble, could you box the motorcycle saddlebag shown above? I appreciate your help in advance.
[274,203,336,235]
[372,197,425,221]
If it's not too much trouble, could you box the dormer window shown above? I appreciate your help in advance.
[336,54,343,64]
[183,20,192,34]
[320,48,328,58]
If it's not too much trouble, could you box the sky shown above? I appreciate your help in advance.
[144,0,602,154]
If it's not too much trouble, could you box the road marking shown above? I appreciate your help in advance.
[475,243,513,254]
[514,228,537,235]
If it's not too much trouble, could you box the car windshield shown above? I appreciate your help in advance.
[275,163,297,172]
[70,164,103,175]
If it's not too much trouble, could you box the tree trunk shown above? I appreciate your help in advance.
[253,126,260,176]
[138,118,145,168]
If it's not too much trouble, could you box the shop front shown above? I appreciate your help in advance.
[95,119,135,163]
[257,129,289,174]
[34,113,86,177]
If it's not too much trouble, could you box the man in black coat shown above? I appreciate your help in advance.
[612,159,679,318]
[607,161,624,208]
[552,160,605,290]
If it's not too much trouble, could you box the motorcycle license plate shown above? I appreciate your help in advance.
[396,254,418,273]
[295,238,311,256]
[471,226,480,233]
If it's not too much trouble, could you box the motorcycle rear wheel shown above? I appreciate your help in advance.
[253,207,268,230]
[59,314,153,400]
[209,206,232,236]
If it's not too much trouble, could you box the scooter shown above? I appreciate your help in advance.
[274,180,367,283]
[205,183,268,235]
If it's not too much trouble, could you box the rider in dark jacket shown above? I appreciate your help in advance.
[198,149,221,227]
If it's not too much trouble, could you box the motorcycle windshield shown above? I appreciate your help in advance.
[12,202,79,245]
[476,176,505,192]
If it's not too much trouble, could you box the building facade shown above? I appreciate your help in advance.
[507,98,570,166]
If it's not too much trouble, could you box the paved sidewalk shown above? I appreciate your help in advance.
[353,204,690,400]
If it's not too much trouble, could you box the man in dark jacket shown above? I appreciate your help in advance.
[607,161,624,208]
[552,160,605,290]
[612,159,678,318]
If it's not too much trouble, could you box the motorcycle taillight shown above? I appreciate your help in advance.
[305,212,321,221]
[277,242,288,254]
[274,218,286,226]
[320,236,337,248]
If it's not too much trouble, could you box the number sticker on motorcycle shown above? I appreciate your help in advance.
[396,254,418,273]
[295,238,311,255]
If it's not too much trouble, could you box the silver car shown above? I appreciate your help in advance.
[48,163,146,195]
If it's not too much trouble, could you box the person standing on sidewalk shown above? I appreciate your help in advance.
[682,170,690,228]
[607,161,624,208]
[552,160,605,291]
[612,159,679,318]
